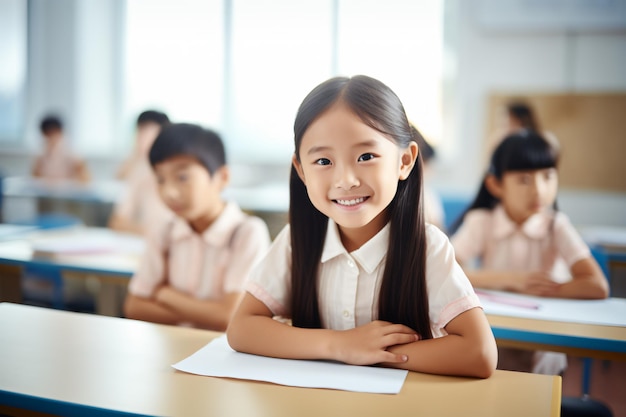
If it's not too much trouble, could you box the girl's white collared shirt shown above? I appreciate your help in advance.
[451,205,590,282]
[247,220,480,337]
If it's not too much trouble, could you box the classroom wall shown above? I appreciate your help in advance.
[433,0,626,227]
[1,0,625,227]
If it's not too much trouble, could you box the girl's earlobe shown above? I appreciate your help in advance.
[485,175,502,198]
[292,154,306,185]
[399,142,419,180]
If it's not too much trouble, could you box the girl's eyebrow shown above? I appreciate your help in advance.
[306,140,380,155]
[306,145,331,155]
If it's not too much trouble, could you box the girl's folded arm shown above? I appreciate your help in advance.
[226,293,416,365]
[386,307,498,378]
[227,292,337,360]
[555,257,609,299]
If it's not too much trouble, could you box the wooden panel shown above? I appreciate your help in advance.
[486,93,626,192]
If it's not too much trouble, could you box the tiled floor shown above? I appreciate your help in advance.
[562,356,626,417]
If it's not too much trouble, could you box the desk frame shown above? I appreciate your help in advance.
[487,314,626,362]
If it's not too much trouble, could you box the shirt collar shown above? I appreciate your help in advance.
[492,204,552,240]
[170,201,244,246]
[321,219,389,274]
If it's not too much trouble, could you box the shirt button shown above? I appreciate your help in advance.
[343,310,350,318]
[347,259,355,268]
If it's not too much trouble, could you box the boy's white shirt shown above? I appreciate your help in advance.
[128,201,271,311]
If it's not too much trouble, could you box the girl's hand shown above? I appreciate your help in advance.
[154,285,179,304]
[330,320,419,365]
[513,271,560,296]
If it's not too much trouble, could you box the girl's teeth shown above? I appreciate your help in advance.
[337,197,365,206]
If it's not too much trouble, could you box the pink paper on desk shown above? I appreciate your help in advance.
[172,335,408,394]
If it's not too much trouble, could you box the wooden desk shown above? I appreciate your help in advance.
[0,303,561,417]
[0,227,142,315]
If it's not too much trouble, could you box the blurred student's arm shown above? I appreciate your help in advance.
[32,156,44,177]
[546,215,610,299]
[73,159,90,183]
[463,269,559,296]
[547,257,608,299]
[108,212,144,235]
[154,288,242,331]
[124,293,180,325]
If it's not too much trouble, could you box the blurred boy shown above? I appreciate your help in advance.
[32,115,90,182]
[124,123,271,330]
[109,110,172,235]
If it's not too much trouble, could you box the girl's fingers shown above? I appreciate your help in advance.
[385,333,419,347]
[380,351,409,364]
[382,323,418,335]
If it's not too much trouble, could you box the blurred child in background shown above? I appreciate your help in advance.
[411,124,444,229]
[124,123,271,330]
[490,101,559,151]
[32,115,90,183]
[450,130,608,374]
[109,110,172,235]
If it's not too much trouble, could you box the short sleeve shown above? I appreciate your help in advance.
[426,225,481,337]
[449,209,489,265]
[127,222,169,298]
[245,224,292,317]
[553,213,591,267]
[222,215,271,294]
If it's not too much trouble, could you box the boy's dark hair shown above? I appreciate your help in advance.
[40,115,63,135]
[149,123,226,175]
[448,130,559,235]
[290,75,432,340]
[137,110,170,127]
[411,124,435,163]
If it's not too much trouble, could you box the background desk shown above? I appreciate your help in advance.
[0,303,561,417]
[482,292,626,362]
[0,227,142,315]
[1,176,122,227]
[487,314,626,362]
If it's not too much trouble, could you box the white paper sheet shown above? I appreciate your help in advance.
[172,335,408,394]
[478,289,626,327]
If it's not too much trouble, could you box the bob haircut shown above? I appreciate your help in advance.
[149,123,226,175]
[290,75,433,339]
[448,130,559,234]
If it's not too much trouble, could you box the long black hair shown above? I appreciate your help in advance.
[290,75,432,339]
[448,130,559,235]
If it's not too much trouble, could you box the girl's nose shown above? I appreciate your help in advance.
[334,165,360,190]
[531,174,546,195]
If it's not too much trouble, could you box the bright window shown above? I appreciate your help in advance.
[124,0,443,162]
[0,0,27,144]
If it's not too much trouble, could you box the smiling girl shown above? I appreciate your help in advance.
[226,75,497,378]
